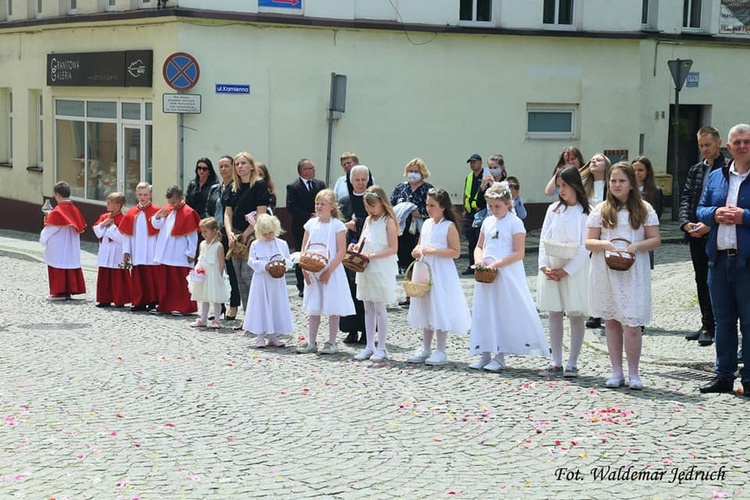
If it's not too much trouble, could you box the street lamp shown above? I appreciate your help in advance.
[667,58,693,221]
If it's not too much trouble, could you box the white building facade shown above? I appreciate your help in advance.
[0,0,748,230]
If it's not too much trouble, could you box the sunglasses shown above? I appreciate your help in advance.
[197,167,209,171]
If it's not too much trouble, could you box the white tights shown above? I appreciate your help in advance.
[422,329,448,352]
[548,311,585,369]
[364,301,388,351]
[200,302,222,323]
[308,315,340,345]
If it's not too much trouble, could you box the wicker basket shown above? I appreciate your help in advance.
[402,259,432,298]
[542,239,580,259]
[604,238,636,271]
[299,242,329,273]
[343,239,369,273]
[265,254,287,279]
[474,265,498,283]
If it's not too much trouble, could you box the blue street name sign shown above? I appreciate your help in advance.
[686,72,700,88]
[258,0,301,9]
[215,84,250,94]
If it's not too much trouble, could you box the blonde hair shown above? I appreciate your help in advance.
[199,217,220,232]
[231,151,258,193]
[363,185,397,222]
[403,158,430,179]
[484,182,512,203]
[106,191,126,206]
[314,189,343,220]
[254,213,283,237]
[135,182,152,192]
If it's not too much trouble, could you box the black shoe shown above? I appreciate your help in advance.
[146,302,158,311]
[585,317,601,329]
[697,330,714,346]
[130,304,147,312]
[298,291,304,297]
[462,268,474,276]
[399,298,411,307]
[357,332,367,345]
[699,376,734,394]
[685,329,700,341]
[96,302,112,308]
[343,332,359,344]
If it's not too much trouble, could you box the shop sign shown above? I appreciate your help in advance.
[47,51,153,87]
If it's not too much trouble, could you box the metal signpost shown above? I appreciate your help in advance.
[667,58,693,221]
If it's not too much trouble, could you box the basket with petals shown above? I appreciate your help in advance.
[604,238,636,271]
[265,254,287,279]
[343,239,370,273]
[299,242,329,273]
[402,259,432,298]
[473,256,498,284]
[188,268,206,283]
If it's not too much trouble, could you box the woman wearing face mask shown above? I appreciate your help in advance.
[390,158,434,284]
[339,165,375,344]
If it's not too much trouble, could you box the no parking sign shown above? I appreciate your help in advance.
[162,52,200,91]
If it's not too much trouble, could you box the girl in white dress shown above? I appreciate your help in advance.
[407,188,470,366]
[586,162,660,390]
[244,214,293,348]
[351,186,399,362]
[296,189,356,355]
[537,166,591,377]
[469,182,549,372]
[189,217,230,329]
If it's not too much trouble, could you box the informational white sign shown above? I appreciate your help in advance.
[162,93,202,114]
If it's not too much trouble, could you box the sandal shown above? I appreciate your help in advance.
[190,319,206,328]
[208,321,221,329]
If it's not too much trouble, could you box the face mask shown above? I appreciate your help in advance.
[490,168,504,178]
[407,172,422,183]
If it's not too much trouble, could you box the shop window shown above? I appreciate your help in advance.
[55,99,152,204]
[683,0,702,29]
[526,104,577,140]
[459,0,492,23]
[543,0,574,26]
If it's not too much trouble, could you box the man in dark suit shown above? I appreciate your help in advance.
[286,158,326,296]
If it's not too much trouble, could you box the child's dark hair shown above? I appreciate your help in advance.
[427,188,460,232]
[506,176,520,191]
[166,185,183,199]
[555,166,590,214]
[53,181,71,198]
[106,191,127,207]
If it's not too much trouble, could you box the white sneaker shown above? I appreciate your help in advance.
[469,358,491,370]
[425,350,448,366]
[407,349,432,364]
[353,348,374,361]
[483,360,506,372]
[319,341,338,355]
[295,342,318,354]
[370,349,388,362]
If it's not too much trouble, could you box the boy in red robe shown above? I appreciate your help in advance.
[151,185,201,315]
[92,192,131,307]
[40,181,87,300]
[120,182,161,312]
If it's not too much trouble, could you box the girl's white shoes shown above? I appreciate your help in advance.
[469,358,491,370]
[354,348,388,361]
[483,359,505,372]
[407,349,432,363]
[370,349,388,362]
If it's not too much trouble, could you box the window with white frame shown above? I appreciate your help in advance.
[459,0,492,23]
[641,0,658,27]
[7,91,13,164]
[526,104,577,139]
[55,99,153,204]
[37,0,42,16]
[543,0,574,26]
[108,0,116,9]
[140,0,152,7]
[0,89,10,164]
[34,92,43,168]
[683,0,702,28]
[68,0,77,13]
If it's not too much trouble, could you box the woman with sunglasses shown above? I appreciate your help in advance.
[186,157,218,218]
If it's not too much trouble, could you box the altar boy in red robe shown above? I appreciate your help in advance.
[120,182,161,312]
[151,185,200,315]
[40,181,87,300]
[92,191,131,308]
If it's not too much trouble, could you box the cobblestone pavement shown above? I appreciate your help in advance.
[0,228,747,499]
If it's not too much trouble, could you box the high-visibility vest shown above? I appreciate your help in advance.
[464,172,480,213]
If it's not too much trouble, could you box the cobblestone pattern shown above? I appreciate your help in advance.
[0,239,746,498]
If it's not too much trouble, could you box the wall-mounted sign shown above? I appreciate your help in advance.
[686,72,700,88]
[215,84,250,94]
[721,1,750,35]
[46,51,153,87]
[259,0,301,9]
[163,52,200,91]
[163,93,202,114]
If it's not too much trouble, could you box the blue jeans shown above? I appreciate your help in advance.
[707,252,750,382]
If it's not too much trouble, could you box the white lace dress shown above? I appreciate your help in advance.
[355,216,398,303]
[536,202,590,316]
[470,213,548,356]
[587,202,659,327]
[407,218,470,334]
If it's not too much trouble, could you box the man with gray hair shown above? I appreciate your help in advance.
[697,124,750,395]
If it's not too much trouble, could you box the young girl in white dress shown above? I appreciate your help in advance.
[407,188,470,366]
[537,166,591,377]
[189,217,230,329]
[296,189,356,355]
[243,214,293,348]
[586,162,660,390]
[351,186,399,362]
[469,182,549,372]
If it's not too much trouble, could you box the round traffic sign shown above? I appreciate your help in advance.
[162,52,200,91]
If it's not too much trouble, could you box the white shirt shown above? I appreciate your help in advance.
[93,220,125,268]
[152,211,198,267]
[121,210,159,266]
[717,164,750,250]
[40,225,82,269]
